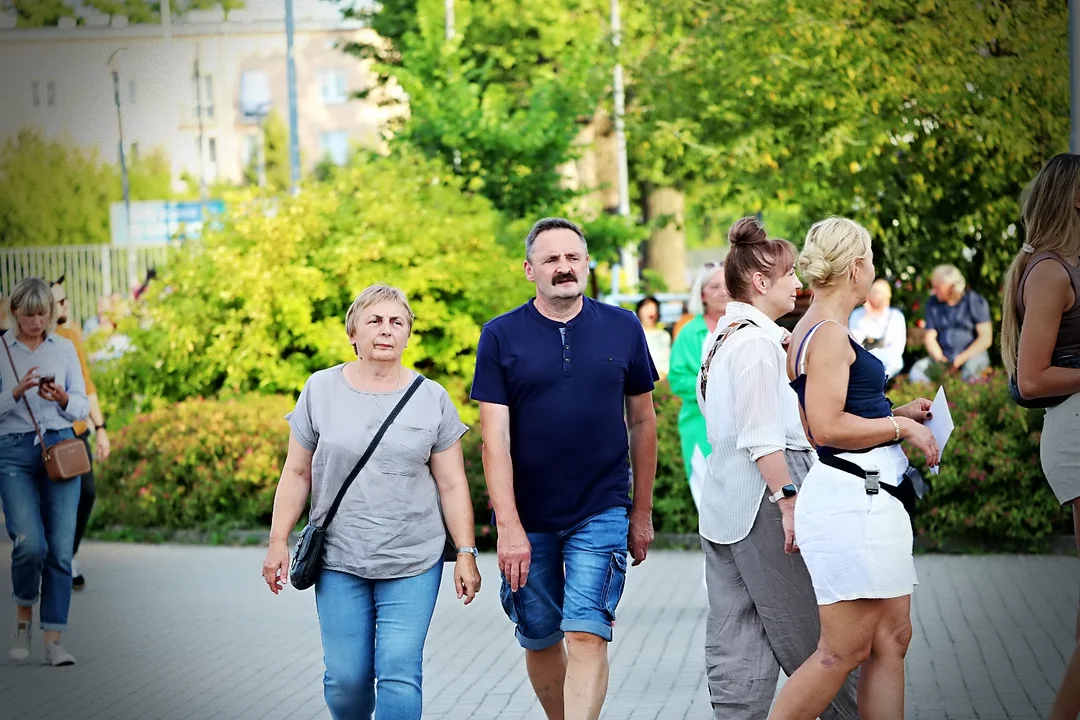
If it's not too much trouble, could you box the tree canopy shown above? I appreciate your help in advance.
[626,0,1068,307]
[349,0,613,219]
[0,129,172,247]
[96,149,531,421]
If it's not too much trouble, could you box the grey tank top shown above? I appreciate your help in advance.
[1017,251,1080,357]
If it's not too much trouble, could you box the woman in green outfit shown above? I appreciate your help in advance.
[669,262,731,509]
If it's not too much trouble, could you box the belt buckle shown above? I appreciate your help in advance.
[864,468,881,495]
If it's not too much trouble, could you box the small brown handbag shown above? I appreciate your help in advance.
[3,335,91,481]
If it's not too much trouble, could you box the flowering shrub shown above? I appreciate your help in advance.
[889,371,1071,545]
[94,394,497,542]
[93,395,295,530]
[95,374,1070,548]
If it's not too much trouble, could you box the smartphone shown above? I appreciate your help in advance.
[37,375,55,387]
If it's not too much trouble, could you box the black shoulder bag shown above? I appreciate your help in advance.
[290,374,425,590]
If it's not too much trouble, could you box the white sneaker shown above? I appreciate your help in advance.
[10,621,31,661]
[44,641,75,666]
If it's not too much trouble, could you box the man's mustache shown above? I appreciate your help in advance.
[552,272,577,285]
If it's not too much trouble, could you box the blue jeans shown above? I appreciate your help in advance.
[0,429,81,631]
[500,506,629,650]
[314,563,442,720]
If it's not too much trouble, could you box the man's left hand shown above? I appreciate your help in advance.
[96,428,110,461]
[628,507,655,567]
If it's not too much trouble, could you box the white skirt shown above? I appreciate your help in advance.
[794,445,918,605]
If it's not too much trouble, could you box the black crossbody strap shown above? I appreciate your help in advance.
[321,374,425,529]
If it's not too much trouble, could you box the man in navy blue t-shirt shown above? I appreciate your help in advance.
[910,264,993,383]
[472,217,658,720]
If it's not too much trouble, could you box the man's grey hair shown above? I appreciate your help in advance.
[524,217,588,260]
[932,264,966,295]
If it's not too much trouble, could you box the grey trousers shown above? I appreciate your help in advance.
[701,450,860,720]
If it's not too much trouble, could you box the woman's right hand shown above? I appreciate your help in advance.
[899,417,940,468]
[262,539,290,595]
[11,366,39,401]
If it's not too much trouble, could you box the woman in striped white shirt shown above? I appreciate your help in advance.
[696,218,857,720]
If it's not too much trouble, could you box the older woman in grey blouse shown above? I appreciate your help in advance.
[261,284,482,720]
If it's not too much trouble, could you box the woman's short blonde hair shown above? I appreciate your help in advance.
[345,284,414,337]
[688,262,724,316]
[8,277,56,332]
[798,217,872,289]
[931,264,966,295]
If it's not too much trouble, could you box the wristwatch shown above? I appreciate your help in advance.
[768,483,798,503]
[456,547,479,558]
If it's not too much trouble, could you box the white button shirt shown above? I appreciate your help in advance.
[696,302,813,545]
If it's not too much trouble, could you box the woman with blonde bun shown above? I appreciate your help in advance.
[769,217,939,720]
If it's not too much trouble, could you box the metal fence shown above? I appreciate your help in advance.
[0,243,179,329]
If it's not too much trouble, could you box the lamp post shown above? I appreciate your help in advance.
[108,48,137,288]
[610,0,638,289]
[285,0,301,195]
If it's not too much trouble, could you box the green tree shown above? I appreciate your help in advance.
[3,0,245,27]
[0,129,173,247]
[351,0,612,218]
[627,0,1068,309]
[95,149,531,421]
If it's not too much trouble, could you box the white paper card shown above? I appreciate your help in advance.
[924,386,954,475]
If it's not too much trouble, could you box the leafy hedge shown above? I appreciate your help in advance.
[93,395,293,531]
[889,372,1071,546]
[92,375,1072,548]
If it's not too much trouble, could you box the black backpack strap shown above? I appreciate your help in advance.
[321,374,425,529]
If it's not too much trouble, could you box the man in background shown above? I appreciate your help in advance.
[909,264,993,383]
[50,278,110,590]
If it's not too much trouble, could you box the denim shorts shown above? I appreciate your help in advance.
[499,506,629,650]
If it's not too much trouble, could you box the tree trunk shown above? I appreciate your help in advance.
[645,186,687,291]
[558,111,617,220]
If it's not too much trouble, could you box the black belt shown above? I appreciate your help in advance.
[818,453,917,518]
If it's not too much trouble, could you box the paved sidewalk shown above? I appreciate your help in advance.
[0,543,1075,719]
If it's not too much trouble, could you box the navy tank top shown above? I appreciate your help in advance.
[790,320,895,457]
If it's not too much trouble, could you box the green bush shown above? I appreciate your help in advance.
[94,393,497,543]
[95,373,1070,549]
[650,381,698,533]
[890,371,1072,546]
[94,148,531,426]
[93,395,294,531]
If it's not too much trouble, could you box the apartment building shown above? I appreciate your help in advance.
[0,0,398,191]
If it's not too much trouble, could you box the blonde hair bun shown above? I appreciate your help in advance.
[798,216,872,289]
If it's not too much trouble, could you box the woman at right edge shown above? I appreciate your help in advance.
[768,217,939,720]
[1001,153,1080,720]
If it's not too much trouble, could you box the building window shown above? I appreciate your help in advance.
[31,81,39,107]
[208,138,217,164]
[195,74,215,120]
[128,79,136,105]
[320,131,349,166]
[46,81,55,106]
[204,76,214,119]
[130,142,139,161]
[239,70,272,122]
[319,70,348,105]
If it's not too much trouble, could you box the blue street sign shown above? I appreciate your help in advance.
[110,200,226,245]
